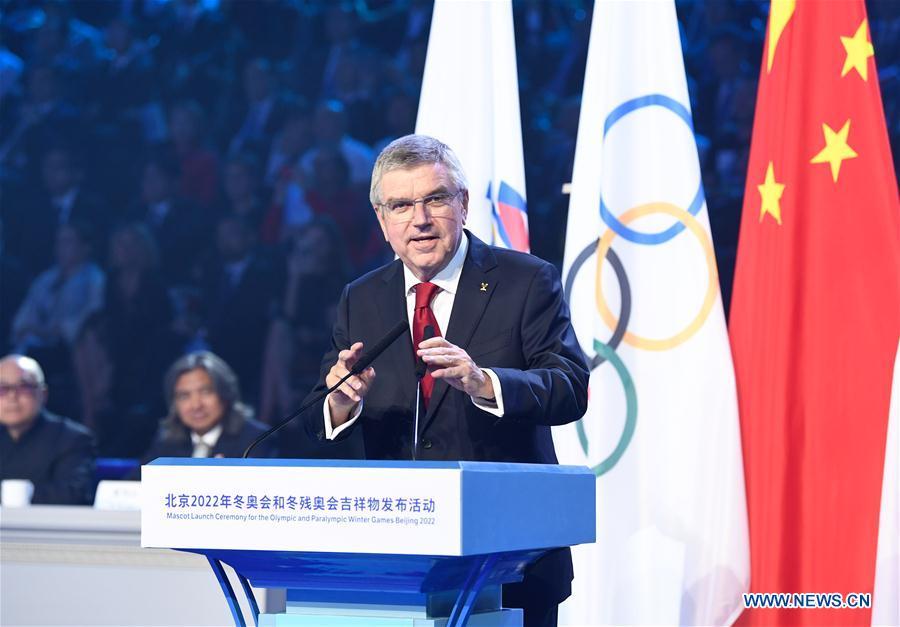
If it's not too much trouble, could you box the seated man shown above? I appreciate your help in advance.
[0,354,95,505]
[141,351,276,462]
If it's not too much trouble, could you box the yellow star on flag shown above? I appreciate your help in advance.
[767,0,796,73]
[758,162,785,224]
[810,120,858,182]
[841,19,874,81]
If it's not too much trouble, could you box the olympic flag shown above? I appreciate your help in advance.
[415,0,529,251]
[556,1,749,624]
[873,341,899,626]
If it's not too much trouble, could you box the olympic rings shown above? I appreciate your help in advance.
[599,94,705,245]
[562,93,718,476]
[594,202,719,351]
[563,239,631,367]
[574,339,638,477]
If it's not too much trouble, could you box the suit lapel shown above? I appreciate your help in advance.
[376,260,416,409]
[422,234,498,430]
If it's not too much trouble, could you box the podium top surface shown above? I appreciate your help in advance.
[141,459,596,557]
[146,458,592,474]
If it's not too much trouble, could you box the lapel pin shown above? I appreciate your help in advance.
[480,282,488,292]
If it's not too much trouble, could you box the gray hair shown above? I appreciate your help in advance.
[159,351,253,441]
[369,134,468,206]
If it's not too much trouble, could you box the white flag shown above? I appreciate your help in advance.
[872,341,899,626]
[415,0,528,251]
[555,1,749,624]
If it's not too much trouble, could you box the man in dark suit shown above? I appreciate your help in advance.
[141,351,275,464]
[304,135,589,627]
[0,354,95,505]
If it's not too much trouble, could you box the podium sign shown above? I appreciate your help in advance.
[142,462,463,555]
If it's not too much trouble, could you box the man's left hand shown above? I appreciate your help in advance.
[417,337,494,400]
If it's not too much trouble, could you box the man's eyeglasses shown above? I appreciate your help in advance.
[0,382,43,398]
[378,190,464,222]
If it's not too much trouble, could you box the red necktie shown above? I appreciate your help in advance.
[413,282,442,407]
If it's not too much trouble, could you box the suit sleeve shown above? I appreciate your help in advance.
[31,428,96,505]
[488,262,589,426]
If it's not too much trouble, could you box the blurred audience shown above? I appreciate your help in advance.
[220,152,268,231]
[198,214,282,405]
[153,0,229,109]
[168,99,220,209]
[301,99,375,186]
[0,63,81,181]
[260,102,315,244]
[0,216,29,356]
[11,221,105,419]
[93,16,166,146]
[223,57,289,156]
[0,0,894,474]
[131,151,209,286]
[8,143,105,274]
[264,101,313,189]
[11,221,104,354]
[304,146,384,273]
[79,223,176,455]
[259,216,349,426]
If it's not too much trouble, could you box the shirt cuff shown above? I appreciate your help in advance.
[323,396,364,440]
[471,368,504,417]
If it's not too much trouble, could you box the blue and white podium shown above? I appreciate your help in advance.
[141,459,595,626]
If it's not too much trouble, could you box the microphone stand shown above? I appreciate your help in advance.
[411,325,435,461]
[242,367,361,459]
[243,320,408,458]
[412,368,424,461]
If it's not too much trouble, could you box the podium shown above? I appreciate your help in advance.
[141,459,595,626]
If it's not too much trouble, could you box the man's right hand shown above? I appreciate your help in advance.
[326,342,376,427]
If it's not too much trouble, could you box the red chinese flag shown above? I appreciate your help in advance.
[730,0,900,625]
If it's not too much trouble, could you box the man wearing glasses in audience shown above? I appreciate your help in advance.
[304,135,589,627]
[0,354,95,505]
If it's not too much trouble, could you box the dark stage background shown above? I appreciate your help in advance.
[0,0,896,459]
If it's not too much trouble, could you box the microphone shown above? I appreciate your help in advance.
[414,354,426,380]
[242,320,409,458]
[351,320,408,375]
[412,325,435,460]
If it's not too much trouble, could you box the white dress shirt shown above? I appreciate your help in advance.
[324,235,505,439]
[190,424,223,458]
